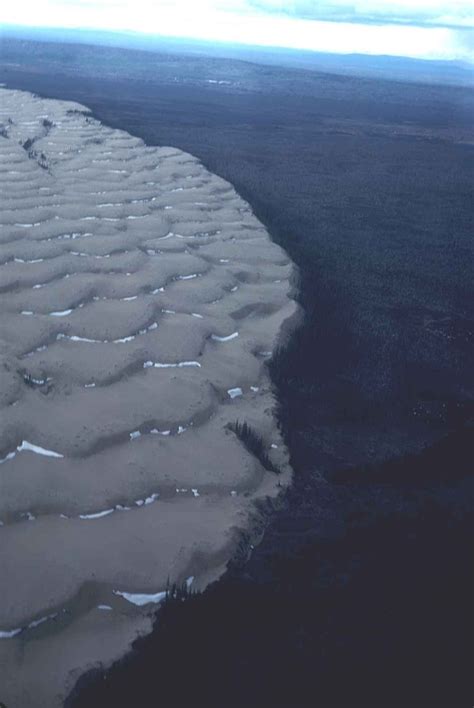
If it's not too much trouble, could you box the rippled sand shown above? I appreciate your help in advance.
[0,88,297,707]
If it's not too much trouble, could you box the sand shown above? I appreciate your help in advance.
[0,88,298,707]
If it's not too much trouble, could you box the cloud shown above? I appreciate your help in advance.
[248,0,474,29]
[1,1,473,62]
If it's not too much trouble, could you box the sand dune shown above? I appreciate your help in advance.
[0,88,297,707]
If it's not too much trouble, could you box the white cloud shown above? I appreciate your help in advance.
[250,1,474,28]
[1,0,472,62]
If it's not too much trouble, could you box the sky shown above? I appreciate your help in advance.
[1,0,473,62]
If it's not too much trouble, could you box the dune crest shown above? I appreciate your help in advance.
[0,88,297,707]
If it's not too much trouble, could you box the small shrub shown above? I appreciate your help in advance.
[228,421,281,474]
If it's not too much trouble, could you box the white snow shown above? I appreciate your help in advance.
[30,377,48,385]
[79,509,114,520]
[144,360,201,369]
[49,309,73,317]
[0,612,58,639]
[18,440,63,458]
[0,451,16,465]
[113,335,135,343]
[28,613,57,629]
[0,628,22,639]
[144,492,160,505]
[113,589,167,606]
[212,332,239,342]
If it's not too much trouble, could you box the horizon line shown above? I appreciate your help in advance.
[2,23,474,68]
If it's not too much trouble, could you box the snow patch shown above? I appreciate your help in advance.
[212,332,238,342]
[79,509,114,520]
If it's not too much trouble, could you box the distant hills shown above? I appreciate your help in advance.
[1,23,473,87]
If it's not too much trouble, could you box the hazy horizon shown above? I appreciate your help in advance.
[1,0,473,63]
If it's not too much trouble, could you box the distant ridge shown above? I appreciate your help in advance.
[1,24,473,87]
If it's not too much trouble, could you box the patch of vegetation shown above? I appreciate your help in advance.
[162,580,193,606]
[21,371,52,393]
[66,108,90,117]
[332,425,474,485]
[228,421,281,474]
[37,151,48,169]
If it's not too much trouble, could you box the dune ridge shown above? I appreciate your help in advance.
[0,87,297,707]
